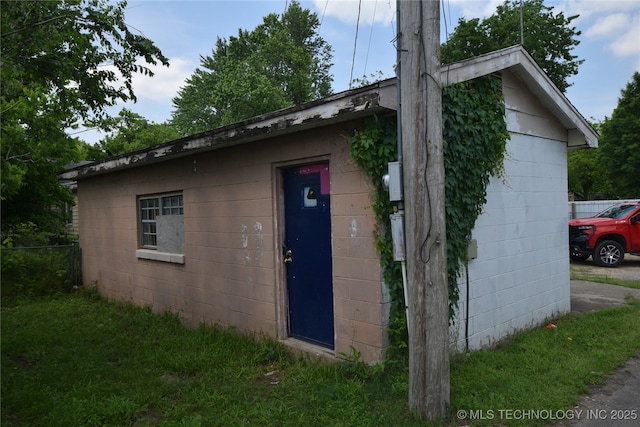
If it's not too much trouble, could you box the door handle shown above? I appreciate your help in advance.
[284,249,293,264]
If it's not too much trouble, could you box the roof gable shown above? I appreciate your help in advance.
[441,45,597,149]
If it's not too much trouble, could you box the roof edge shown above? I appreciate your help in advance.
[441,45,598,149]
[61,46,599,180]
[60,79,397,180]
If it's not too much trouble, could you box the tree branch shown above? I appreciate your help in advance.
[1,15,72,38]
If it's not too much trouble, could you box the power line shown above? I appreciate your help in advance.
[362,0,379,78]
[349,0,363,88]
[320,0,329,27]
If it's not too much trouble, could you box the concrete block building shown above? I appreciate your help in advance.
[61,46,597,363]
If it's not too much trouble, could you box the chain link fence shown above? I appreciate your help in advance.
[1,242,81,301]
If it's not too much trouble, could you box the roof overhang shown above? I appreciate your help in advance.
[61,46,597,181]
[60,79,398,180]
[441,45,598,150]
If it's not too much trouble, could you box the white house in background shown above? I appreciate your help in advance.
[60,46,597,363]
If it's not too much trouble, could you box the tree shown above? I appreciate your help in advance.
[567,148,601,200]
[86,109,181,160]
[567,120,612,200]
[597,72,640,198]
[171,0,333,136]
[1,0,168,234]
[442,0,583,92]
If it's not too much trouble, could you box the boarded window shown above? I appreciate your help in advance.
[139,193,183,252]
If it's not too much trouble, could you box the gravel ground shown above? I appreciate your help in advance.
[571,254,640,282]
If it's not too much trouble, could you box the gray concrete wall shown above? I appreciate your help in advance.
[451,71,572,350]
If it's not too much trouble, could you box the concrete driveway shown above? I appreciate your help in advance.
[571,280,640,313]
[551,281,640,427]
[553,355,640,427]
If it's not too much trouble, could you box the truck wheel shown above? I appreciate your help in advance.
[593,240,625,267]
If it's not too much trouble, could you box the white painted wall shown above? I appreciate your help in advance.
[451,133,571,351]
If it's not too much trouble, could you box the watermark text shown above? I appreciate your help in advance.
[456,408,638,422]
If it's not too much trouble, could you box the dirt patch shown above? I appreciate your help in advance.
[254,366,283,391]
[9,354,38,370]
[571,254,640,283]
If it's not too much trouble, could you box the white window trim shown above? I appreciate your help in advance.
[137,192,184,263]
[136,249,185,264]
[139,192,184,250]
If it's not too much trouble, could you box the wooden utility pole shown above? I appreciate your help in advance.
[398,0,450,420]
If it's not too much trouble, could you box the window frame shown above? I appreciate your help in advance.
[137,192,184,250]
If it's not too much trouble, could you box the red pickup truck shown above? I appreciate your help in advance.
[569,202,640,267]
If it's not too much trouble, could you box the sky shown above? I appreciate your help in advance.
[77,0,640,144]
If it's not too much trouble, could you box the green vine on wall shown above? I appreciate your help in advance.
[350,76,508,352]
[349,116,406,350]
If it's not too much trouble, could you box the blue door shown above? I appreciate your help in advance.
[283,163,334,348]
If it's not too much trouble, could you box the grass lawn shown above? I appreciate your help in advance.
[2,288,639,427]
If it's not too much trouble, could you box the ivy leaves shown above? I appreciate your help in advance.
[351,117,397,198]
[350,78,508,351]
[350,116,405,350]
[443,77,508,311]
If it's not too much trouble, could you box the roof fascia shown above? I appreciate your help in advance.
[60,79,397,180]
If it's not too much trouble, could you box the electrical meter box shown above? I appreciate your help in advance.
[387,161,403,202]
[468,239,478,260]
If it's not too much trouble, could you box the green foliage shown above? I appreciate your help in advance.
[567,120,608,200]
[350,78,507,350]
[3,291,639,426]
[443,77,508,315]
[0,134,76,235]
[567,148,611,200]
[1,0,168,233]
[0,295,414,426]
[338,346,372,380]
[87,108,181,160]
[349,71,387,89]
[350,116,406,351]
[442,0,583,93]
[451,301,640,426]
[171,0,333,135]
[597,72,640,198]
[1,224,79,303]
[568,74,640,200]
[1,222,56,248]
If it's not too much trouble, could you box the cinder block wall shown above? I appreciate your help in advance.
[452,134,571,351]
[451,70,571,350]
[78,121,390,364]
